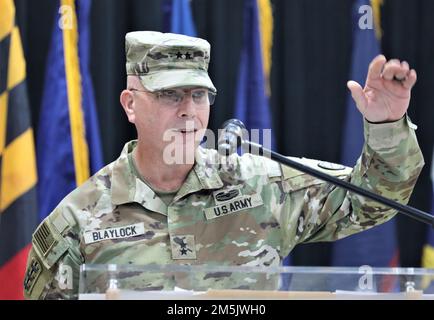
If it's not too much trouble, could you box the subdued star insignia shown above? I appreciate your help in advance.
[171,235,196,260]
[185,52,192,59]
[176,51,183,59]
[317,161,346,171]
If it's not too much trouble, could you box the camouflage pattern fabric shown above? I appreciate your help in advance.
[125,31,216,93]
[24,115,424,299]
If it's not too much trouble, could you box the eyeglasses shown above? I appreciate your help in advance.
[129,88,216,107]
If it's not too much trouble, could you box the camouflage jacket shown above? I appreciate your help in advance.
[24,116,424,299]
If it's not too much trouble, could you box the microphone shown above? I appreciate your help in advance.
[218,119,246,156]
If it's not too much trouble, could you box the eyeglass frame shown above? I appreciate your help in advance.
[128,87,216,107]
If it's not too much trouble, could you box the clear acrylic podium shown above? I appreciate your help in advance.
[79,264,434,300]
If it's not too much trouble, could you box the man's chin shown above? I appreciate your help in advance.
[162,142,200,166]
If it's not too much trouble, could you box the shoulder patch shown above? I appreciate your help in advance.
[33,222,56,257]
[32,221,69,270]
[24,257,42,295]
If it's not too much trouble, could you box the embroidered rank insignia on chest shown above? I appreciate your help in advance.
[83,223,146,244]
[204,193,264,220]
[24,257,42,294]
[170,235,196,260]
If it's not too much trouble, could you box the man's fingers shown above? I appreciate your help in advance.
[394,61,410,80]
[347,80,367,112]
[366,54,387,81]
[382,60,403,80]
[401,61,410,73]
[402,69,417,90]
[380,59,416,89]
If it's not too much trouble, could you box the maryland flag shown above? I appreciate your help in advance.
[0,0,38,299]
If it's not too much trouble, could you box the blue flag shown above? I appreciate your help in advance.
[234,0,273,149]
[234,0,286,267]
[332,0,398,271]
[37,0,103,222]
[163,0,197,36]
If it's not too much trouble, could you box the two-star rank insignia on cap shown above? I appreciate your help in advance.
[174,51,193,60]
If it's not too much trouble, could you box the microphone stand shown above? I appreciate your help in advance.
[242,140,434,228]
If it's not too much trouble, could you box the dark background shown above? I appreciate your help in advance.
[14,0,434,267]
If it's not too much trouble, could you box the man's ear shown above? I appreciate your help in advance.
[120,90,135,123]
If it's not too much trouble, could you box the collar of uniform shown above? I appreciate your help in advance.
[173,146,223,202]
[111,140,167,216]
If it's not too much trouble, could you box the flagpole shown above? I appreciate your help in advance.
[243,140,434,228]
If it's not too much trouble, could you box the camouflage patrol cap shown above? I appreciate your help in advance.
[125,31,216,92]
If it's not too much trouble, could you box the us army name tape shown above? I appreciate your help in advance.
[204,194,263,220]
[84,223,145,244]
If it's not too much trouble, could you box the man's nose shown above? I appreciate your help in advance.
[177,94,196,118]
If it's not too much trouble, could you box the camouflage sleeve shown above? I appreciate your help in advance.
[23,208,83,300]
[280,115,424,252]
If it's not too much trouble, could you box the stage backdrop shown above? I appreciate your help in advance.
[14,0,434,268]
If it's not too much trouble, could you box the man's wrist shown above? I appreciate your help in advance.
[365,114,405,125]
[363,114,416,151]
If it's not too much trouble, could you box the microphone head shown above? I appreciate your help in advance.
[221,119,246,131]
[218,119,246,156]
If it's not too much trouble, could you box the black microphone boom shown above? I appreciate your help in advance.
[219,119,434,228]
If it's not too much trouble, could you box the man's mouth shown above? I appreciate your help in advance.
[177,128,198,134]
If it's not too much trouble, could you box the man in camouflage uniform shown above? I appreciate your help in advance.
[24,31,423,299]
